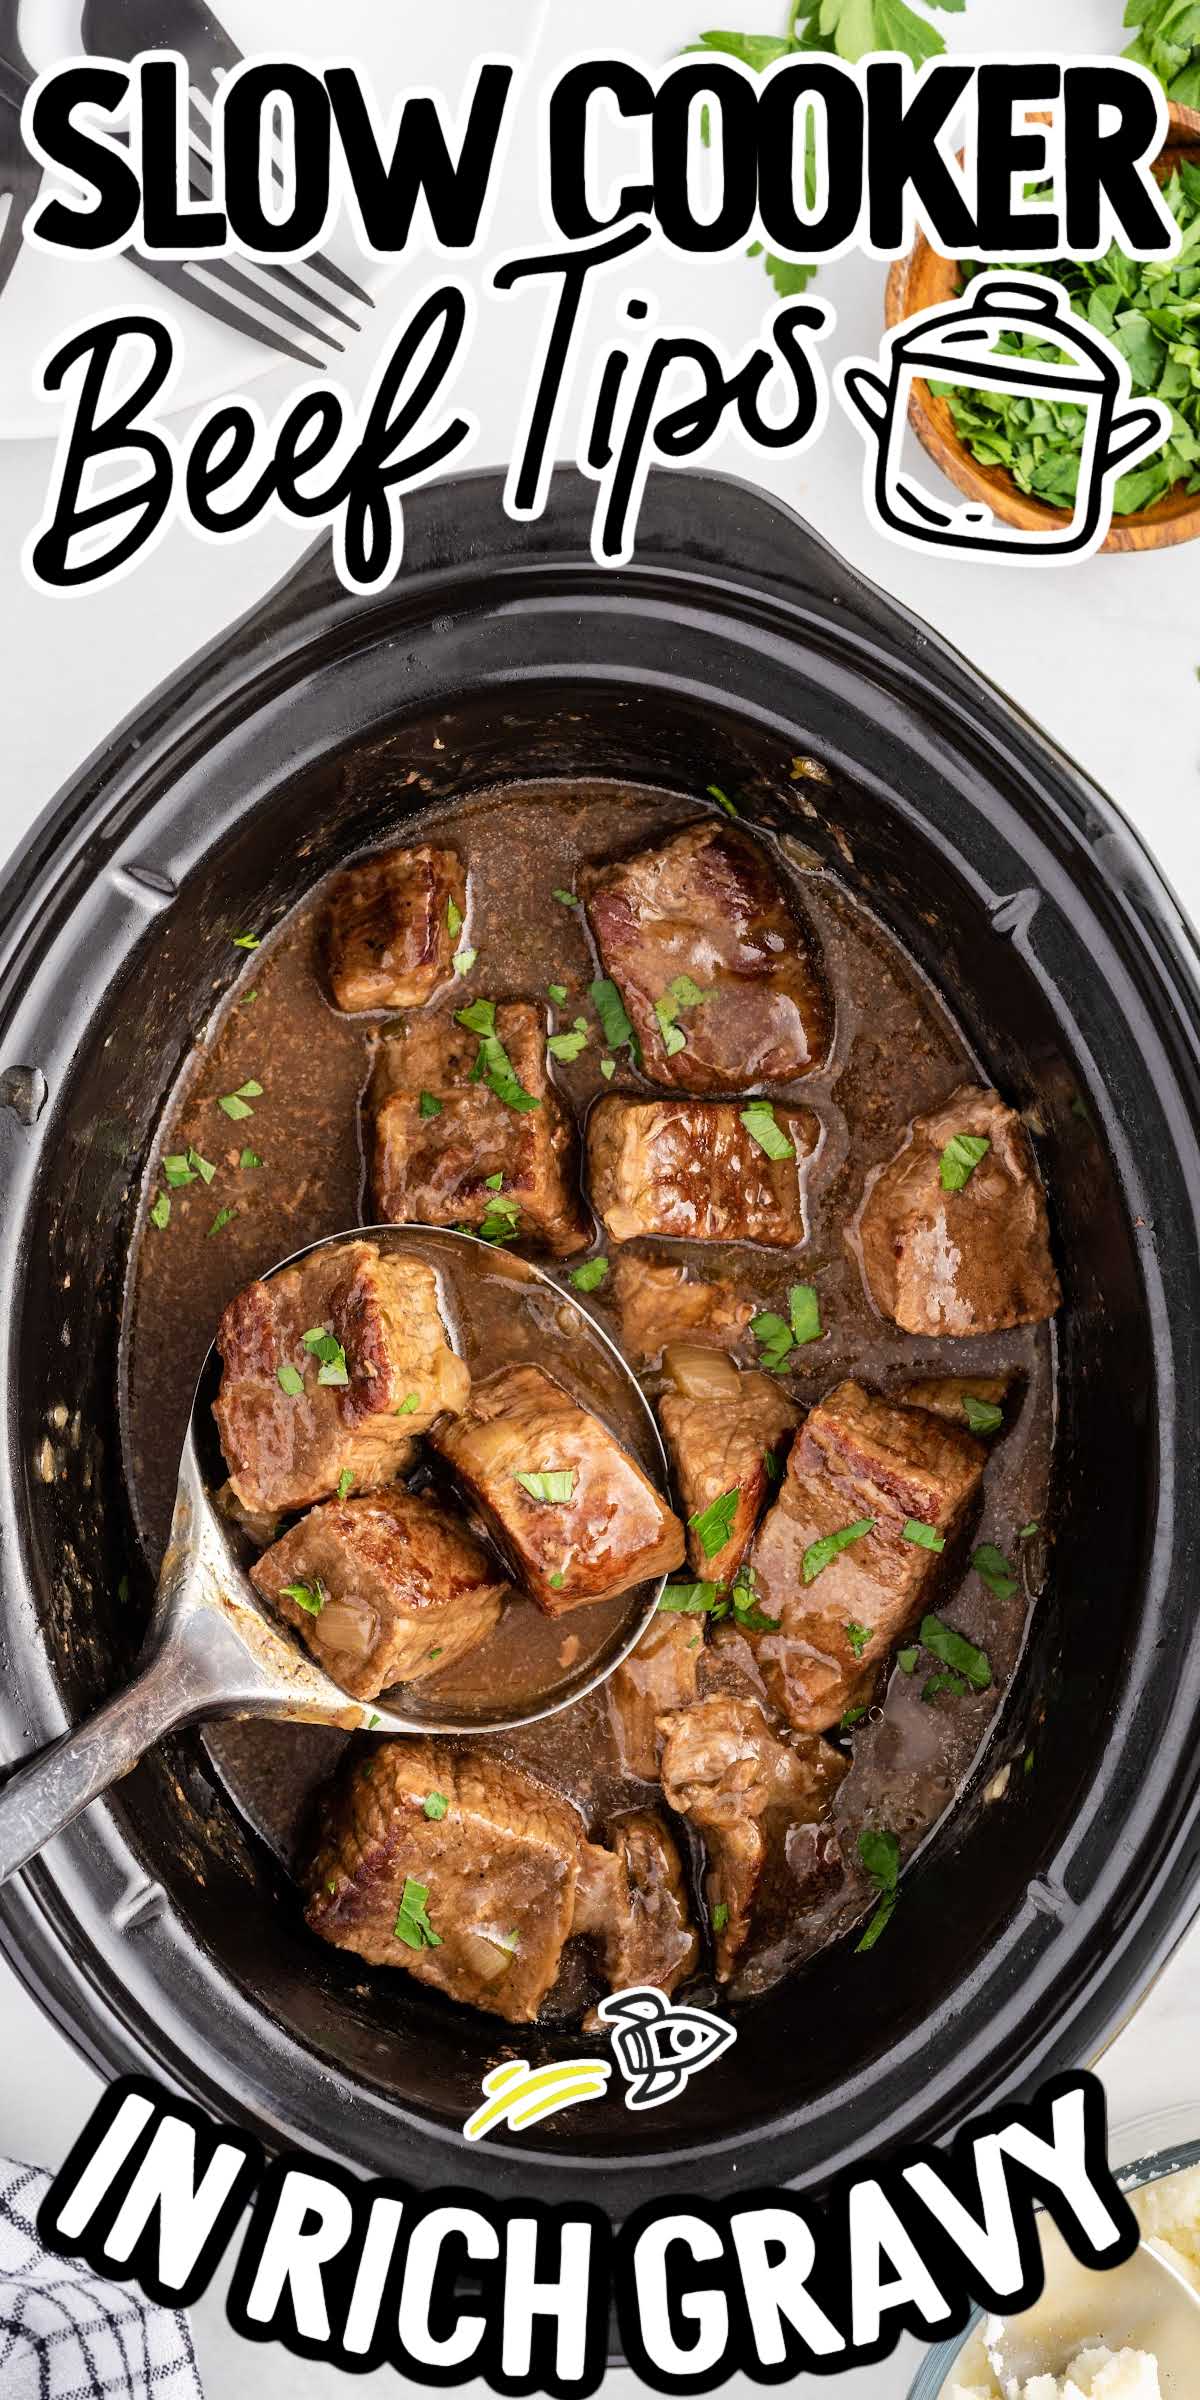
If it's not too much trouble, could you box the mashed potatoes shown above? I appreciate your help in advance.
[951,2347,1160,2398]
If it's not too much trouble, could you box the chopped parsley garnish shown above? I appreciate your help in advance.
[515,1469,577,1503]
[763,1448,782,1481]
[752,1285,821,1373]
[207,1206,235,1236]
[423,1791,449,1821]
[281,1577,326,1615]
[276,1363,304,1396]
[553,888,579,908]
[922,1670,970,1701]
[599,1056,616,1080]
[856,1827,900,1952]
[456,999,541,1113]
[395,1391,419,1414]
[549,1571,565,1589]
[485,1172,504,1189]
[219,1080,262,1121]
[498,1928,520,1953]
[963,1393,1004,1434]
[418,1091,443,1118]
[589,977,636,1055]
[844,1619,873,1658]
[303,1327,349,1387]
[653,975,715,1060]
[973,1543,1019,1602]
[479,1191,521,1244]
[239,1147,262,1169]
[547,982,568,1005]
[427,1646,443,1660]
[366,1712,380,1731]
[897,1647,919,1675]
[706,784,738,819]
[689,1488,740,1561]
[740,1101,794,1161]
[446,897,463,938]
[803,1518,874,1582]
[939,1131,990,1192]
[243,989,257,1004]
[452,945,478,977]
[659,1581,722,1615]
[1018,1520,1040,1540]
[902,1519,944,1552]
[149,1190,170,1229]
[728,1562,779,1631]
[393,1877,442,1950]
[231,932,260,949]
[337,1470,354,1500]
[548,1023,589,1062]
[841,1703,868,1728]
[920,1612,993,1690]
[571,1256,609,1291]
[163,1146,214,1187]
[711,1900,730,1931]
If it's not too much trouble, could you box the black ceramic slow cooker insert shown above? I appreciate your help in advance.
[2,468,1199,2211]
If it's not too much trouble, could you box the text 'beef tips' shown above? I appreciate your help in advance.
[746,1379,985,1732]
[251,1488,507,1700]
[588,1095,818,1247]
[325,844,467,1013]
[659,1693,846,1980]
[305,1742,698,2024]
[856,1084,1061,1335]
[607,1609,701,1781]
[580,818,830,1091]
[370,1003,590,1257]
[659,1345,800,1585]
[430,1362,684,1613]
[213,1239,469,1514]
[610,1253,753,1364]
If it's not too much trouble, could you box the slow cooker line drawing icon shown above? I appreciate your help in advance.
[837,272,1171,561]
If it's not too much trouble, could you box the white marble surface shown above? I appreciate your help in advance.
[0,2,1198,2393]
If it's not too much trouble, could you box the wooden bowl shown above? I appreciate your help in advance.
[884,102,1200,554]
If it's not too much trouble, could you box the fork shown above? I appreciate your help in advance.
[72,0,375,369]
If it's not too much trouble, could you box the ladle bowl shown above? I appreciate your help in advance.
[0,1224,670,1885]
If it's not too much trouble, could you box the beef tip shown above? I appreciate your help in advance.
[659,1693,845,1978]
[580,819,829,1090]
[430,1363,684,1613]
[659,1346,800,1584]
[305,1740,583,2023]
[856,1085,1060,1334]
[607,1610,701,1779]
[894,1374,1013,1429]
[610,1254,753,1365]
[214,1239,469,1514]
[575,1813,699,1997]
[588,1096,818,1247]
[371,1004,590,1258]
[746,1379,984,1732]
[251,1488,506,1700]
[325,845,466,1013]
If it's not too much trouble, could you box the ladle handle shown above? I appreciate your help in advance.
[0,1624,223,1884]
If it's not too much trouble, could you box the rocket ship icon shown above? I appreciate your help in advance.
[599,1985,736,2110]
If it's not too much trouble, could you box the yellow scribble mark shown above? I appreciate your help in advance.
[463,2058,611,2141]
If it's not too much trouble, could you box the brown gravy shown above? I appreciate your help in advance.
[121,778,1053,2001]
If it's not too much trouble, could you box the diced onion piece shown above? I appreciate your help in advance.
[662,1342,742,1399]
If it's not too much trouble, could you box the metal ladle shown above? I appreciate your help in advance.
[0,1227,669,1885]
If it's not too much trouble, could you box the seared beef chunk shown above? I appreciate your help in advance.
[430,1363,684,1613]
[660,1346,800,1584]
[747,1379,984,1732]
[306,1740,583,2023]
[857,1085,1060,1335]
[326,845,466,1013]
[580,819,829,1090]
[588,1096,818,1247]
[575,1814,699,1997]
[611,1254,753,1364]
[251,1489,506,1699]
[659,1694,846,1978]
[895,1374,1012,1428]
[371,1006,589,1258]
[607,1610,701,1779]
[214,1240,469,1514]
